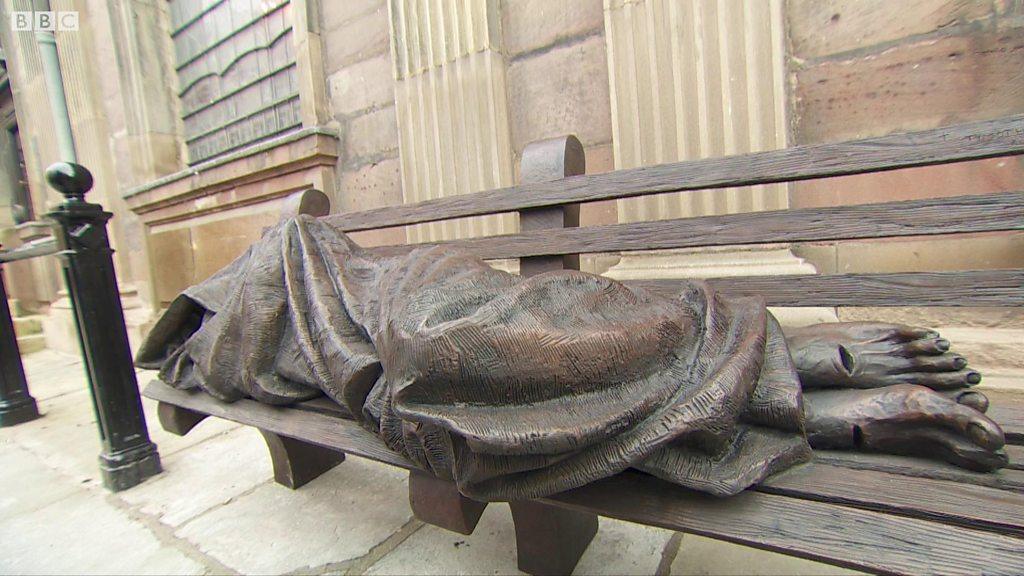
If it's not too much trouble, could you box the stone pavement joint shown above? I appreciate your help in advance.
[656,532,684,576]
[101,490,240,575]
[285,519,426,576]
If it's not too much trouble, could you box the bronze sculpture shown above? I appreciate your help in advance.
[137,215,1006,500]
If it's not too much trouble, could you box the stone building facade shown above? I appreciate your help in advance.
[0,0,1021,377]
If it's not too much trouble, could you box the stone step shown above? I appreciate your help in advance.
[16,333,46,354]
[13,315,43,339]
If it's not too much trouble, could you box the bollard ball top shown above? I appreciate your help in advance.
[45,162,93,201]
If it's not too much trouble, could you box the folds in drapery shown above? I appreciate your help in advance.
[137,216,811,499]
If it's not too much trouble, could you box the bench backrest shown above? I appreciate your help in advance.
[321,114,1024,308]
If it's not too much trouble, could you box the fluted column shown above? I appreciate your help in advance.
[604,0,789,221]
[388,0,515,243]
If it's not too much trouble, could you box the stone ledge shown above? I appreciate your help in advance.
[124,128,340,226]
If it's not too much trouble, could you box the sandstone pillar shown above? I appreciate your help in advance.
[388,0,515,243]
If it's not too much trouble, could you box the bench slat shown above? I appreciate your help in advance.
[1006,445,1024,471]
[630,269,1024,307]
[814,451,1024,492]
[985,390,1024,443]
[425,191,1023,259]
[759,459,1024,536]
[143,381,414,470]
[143,379,1024,574]
[544,471,1024,576]
[325,115,1024,231]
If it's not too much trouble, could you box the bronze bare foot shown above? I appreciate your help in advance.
[786,322,981,390]
[803,384,1007,472]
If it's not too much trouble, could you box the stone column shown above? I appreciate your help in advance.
[600,0,833,324]
[604,0,789,220]
[292,0,332,129]
[100,0,185,337]
[0,0,67,308]
[388,0,515,244]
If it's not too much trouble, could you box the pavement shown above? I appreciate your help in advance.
[1,349,861,575]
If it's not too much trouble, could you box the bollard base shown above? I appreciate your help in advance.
[0,395,40,427]
[99,442,163,492]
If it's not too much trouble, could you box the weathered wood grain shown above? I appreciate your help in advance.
[814,451,1024,492]
[143,381,414,470]
[518,135,585,277]
[428,191,1024,259]
[631,270,1024,308]
[144,380,1024,574]
[986,390,1024,444]
[1006,445,1024,471]
[324,115,1024,231]
[760,460,1024,536]
[542,470,1024,576]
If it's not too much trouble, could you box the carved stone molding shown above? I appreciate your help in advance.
[124,128,339,226]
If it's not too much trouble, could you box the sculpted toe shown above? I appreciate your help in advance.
[942,389,990,413]
[910,355,968,373]
[902,337,951,356]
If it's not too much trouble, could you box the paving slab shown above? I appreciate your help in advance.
[0,489,206,575]
[20,349,89,400]
[669,534,864,575]
[575,517,675,575]
[366,502,674,575]
[2,389,104,484]
[0,444,80,517]
[119,426,273,527]
[175,457,412,574]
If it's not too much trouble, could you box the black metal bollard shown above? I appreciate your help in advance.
[0,267,40,426]
[45,162,161,491]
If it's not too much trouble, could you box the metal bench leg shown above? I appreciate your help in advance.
[408,470,488,535]
[259,430,345,489]
[156,402,208,436]
[509,500,599,576]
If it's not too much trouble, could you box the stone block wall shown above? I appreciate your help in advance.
[788,0,1024,206]
[786,0,1024,275]
[321,1,403,247]
[319,0,618,242]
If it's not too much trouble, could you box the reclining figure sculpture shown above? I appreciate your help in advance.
[137,216,1006,499]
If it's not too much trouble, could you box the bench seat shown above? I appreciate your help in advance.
[144,379,1024,575]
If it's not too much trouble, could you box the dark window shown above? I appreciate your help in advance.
[169,0,301,164]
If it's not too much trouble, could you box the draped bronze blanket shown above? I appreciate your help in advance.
[137,215,814,499]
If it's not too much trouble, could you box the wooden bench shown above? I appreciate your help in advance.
[146,114,1024,575]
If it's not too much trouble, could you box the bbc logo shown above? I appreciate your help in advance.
[10,11,79,32]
